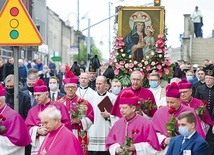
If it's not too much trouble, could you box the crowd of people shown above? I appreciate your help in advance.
[0,55,214,155]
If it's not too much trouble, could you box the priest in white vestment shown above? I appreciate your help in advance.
[88,76,117,155]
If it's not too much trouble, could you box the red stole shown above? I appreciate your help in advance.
[60,95,89,155]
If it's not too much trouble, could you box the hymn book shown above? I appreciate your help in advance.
[97,96,113,112]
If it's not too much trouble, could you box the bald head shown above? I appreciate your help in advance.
[96,75,107,83]
[170,77,181,84]
[96,76,107,94]
[79,73,89,87]
[80,73,89,79]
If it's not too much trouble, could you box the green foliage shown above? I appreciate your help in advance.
[111,30,173,87]
[166,117,178,137]
[117,74,131,87]
[0,126,6,134]
[195,100,208,120]
[0,114,6,134]
[136,98,157,116]
[73,39,102,64]
[119,129,139,155]
[120,136,133,155]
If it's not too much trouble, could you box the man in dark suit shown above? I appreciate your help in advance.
[191,69,205,97]
[166,111,208,155]
[56,65,66,89]
[5,74,31,120]
[4,57,14,78]
[88,65,97,90]
[48,76,65,101]
[22,72,39,107]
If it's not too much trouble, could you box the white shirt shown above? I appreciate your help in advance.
[182,130,196,144]
[50,91,57,101]
[190,10,202,23]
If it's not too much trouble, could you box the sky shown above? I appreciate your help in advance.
[46,0,214,59]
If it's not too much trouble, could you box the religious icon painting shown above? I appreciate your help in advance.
[117,6,165,60]
[117,6,165,40]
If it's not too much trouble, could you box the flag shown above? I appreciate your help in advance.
[81,11,89,20]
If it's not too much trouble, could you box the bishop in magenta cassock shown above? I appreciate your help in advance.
[37,105,84,155]
[0,84,31,155]
[111,71,157,119]
[178,79,213,135]
[25,79,72,155]
[58,71,94,155]
[106,91,161,155]
[152,82,205,151]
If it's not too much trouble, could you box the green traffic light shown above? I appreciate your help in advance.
[10,30,19,39]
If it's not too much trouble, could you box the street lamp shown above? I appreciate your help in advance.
[108,0,125,53]
[65,12,78,29]
[99,35,109,46]
[65,0,80,30]
[65,0,81,63]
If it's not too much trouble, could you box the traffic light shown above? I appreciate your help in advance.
[154,0,161,6]
[0,0,42,46]
[10,7,19,39]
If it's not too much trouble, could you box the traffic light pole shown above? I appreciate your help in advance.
[13,46,19,112]
[81,14,117,32]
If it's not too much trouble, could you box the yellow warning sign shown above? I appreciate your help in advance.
[0,0,43,46]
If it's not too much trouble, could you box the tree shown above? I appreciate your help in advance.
[73,38,102,64]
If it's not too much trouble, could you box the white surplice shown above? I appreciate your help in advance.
[109,142,167,155]
[149,85,166,108]
[0,136,24,155]
[29,126,46,155]
[88,92,116,151]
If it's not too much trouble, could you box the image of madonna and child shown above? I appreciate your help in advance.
[124,20,155,60]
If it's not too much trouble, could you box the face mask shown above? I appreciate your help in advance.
[183,69,188,72]
[149,81,158,88]
[6,88,14,94]
[178,126,190,137]
[186,76,193,81]
[49,84,58,91]
[27,86,34,93]
[111,87,121,95]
